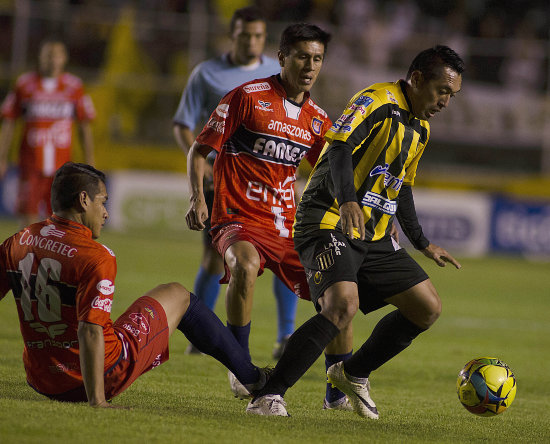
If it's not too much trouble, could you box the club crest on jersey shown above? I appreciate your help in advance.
[311,117,323,135]
[255,100,273,112]
[40,224,65,238]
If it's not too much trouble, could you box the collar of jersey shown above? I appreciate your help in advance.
[397,79,413,115]
[48,214,93,238]
[273,74,310,106]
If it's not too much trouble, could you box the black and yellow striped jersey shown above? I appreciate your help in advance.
[294,80,430,242]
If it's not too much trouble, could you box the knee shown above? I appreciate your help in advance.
[319,290,359,329]
[228,255,260,281]
[418,294,442,329]
[161,282,191,304]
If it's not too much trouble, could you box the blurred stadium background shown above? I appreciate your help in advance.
[0,0,549,259]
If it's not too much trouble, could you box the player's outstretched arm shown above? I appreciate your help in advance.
[421,243,462,269]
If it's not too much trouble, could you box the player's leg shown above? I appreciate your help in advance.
[193,188,224,311]
[341,245,435,379]
[323,323,353,410]
[224,240,261,359]
[341,280,437,379]
[247,281,357,416]
[272,275,297,359]
[145,282,264,389]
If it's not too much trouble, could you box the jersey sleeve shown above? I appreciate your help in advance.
[172,64,206,131]
[76,251,117,326]
[195,87,250,152]
[304,116,331,166]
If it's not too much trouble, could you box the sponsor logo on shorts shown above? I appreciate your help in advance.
[129,312,150,334]
[96,279,115,296]
[243,82,271,93]
[91,295,112,313]
[316,249,334,270]
[314,271,323,285]
[144,305,156,319]
[40,224,65,238]
[323,233,346,256]
[151,353,163,369]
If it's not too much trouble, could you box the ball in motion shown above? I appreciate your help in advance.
[456,357,516,416]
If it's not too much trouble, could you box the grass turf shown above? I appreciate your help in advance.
[0,219,549,443]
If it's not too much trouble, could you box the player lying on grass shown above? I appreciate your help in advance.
[0,162,269,407]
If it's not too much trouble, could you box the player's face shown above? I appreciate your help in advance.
[409,66,462,120]
[231,19,267,65]
[38,42,68,77]
[279,40,325,102]
[83,181,109,239]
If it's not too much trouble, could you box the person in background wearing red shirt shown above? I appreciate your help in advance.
[0,162,269,407]
[0,40,95,227]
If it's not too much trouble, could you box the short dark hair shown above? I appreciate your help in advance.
[406,45,465,81]
[230,6,266,33]
[279,23,331,57]
[51,162,106,212]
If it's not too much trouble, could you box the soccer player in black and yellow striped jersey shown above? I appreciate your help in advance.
[248,45,464,417]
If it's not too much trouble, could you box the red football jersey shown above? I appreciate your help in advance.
[1,72,96,177]
[197,75,331,238]
[0,215,121,395]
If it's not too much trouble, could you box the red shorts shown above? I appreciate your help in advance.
[40,296,170,403]
[18,171,53,216]
[105,296,170,399]
[211,223,310,300]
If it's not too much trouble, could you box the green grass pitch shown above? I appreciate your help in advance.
[1,219,549,443]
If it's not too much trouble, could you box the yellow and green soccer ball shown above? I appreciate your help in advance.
[456,357,516,416]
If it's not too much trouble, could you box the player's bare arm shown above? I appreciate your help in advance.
[421,243,461,269]
[77,321,110,407]
[339,201,365,241]
[186,142,213,230]
[173,123,195,155]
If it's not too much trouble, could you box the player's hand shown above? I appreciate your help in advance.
[390,222,399,243]
[186,195,208,230]
[421,243,461,269]
[90,400,130,409]
[339,201,365,240]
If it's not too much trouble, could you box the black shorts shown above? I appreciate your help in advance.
[295,230,429,314]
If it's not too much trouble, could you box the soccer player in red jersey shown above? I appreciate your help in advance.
[0,162,269,407]
[186,23,353,409]
[0,40,95,227]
